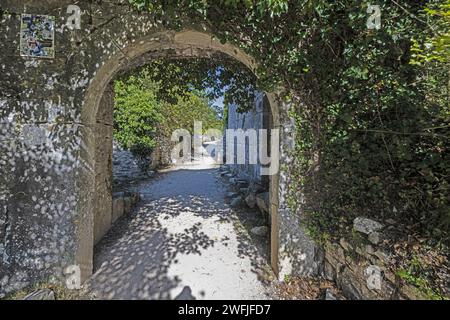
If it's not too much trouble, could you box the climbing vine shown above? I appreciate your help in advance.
[126,1,449,246]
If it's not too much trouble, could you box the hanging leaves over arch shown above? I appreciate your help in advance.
[126,0,450,264]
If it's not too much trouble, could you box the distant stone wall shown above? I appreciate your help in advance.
[112,142,160,192]
[226,92,271,188]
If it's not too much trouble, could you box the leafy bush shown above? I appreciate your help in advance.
[114,75,163,156]
[126,1,450,245]
[113,61,224,158]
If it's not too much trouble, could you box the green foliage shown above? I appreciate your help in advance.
[126,0,450,245]
[303,209,332,244]
[411,0,450,64]
[119,57,258,113]
[114,75,163,156]
[114,60,223,157]
[397,254,448,300]
[161,90,223,136]
[283,273,291,283]
[288,0,450,247]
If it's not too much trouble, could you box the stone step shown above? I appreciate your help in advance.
[256,192,270,214]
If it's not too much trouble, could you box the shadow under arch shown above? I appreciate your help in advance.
[79,29,282,283]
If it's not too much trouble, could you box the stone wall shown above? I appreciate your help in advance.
[275,100,323,278]
[323,217,423,300]
[102,191,140,245]
[112,143,151,192]
[94,84,114,247]
[0,0,318,295]
[226,92,271,188]
[225,93,322,279]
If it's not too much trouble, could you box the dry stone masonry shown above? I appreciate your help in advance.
[324,217,424,299]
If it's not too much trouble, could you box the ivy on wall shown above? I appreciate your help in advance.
[126,1,449,246]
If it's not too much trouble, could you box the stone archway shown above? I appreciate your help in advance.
[0,2,321,295]
[80,30,282,282]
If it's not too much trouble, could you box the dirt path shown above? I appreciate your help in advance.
[84,151,276,300]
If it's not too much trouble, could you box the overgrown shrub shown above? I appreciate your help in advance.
[113,61,224,158]
[127,0,449,245]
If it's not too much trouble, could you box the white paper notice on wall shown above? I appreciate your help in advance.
[20,14,55,59]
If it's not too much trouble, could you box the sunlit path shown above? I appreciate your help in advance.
[84,145,275,300]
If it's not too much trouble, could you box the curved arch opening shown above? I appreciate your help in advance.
[79,30,281,290]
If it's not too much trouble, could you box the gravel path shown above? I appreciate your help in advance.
[85,149,275,300]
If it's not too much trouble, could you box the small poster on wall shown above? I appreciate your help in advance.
[20,14,55,59]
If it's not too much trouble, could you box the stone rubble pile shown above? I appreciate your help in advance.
[323,217,423,299]
[218,165,270,236]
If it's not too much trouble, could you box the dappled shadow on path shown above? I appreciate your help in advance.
[85,167,274,300]
[86,206,214,299]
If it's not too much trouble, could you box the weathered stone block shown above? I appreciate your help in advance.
[226,192,239,199]
[236,180,249,188]
[256,192,269,213]
[324,239,419,300]
[325,288,337,300]
[353,217,384,235]
[250,226,269,236]
[245,193,256,208]
[230,196,244,208]
[123,197,132,215]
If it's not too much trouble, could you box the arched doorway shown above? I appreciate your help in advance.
[80,30,281,283]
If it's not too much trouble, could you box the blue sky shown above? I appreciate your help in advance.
[212,95,224,110]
